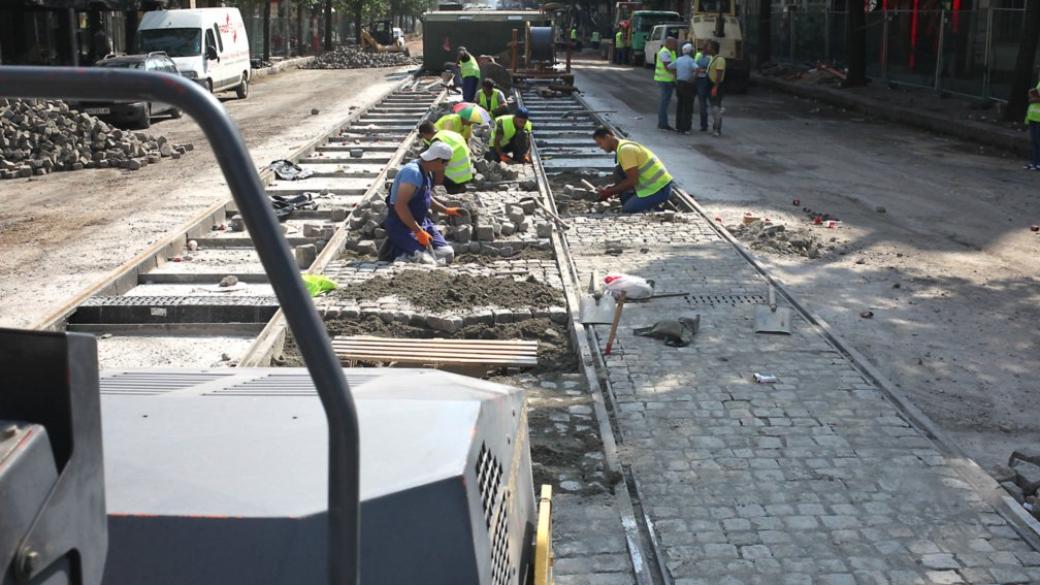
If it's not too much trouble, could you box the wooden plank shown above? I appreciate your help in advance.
[335,348,537,362]
[332,341,538,353]
[334,345,538,357]
[334,336,536,348]
[339,354,537,365]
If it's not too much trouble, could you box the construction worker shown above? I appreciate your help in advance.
[458,47,481,103]
[592,126,673,213]
[1026,79,1040,171]
[693,41,712,132]
[383,142,460,264]
[669,43,698,134]
[654,36,678,131]
[705,39,726,137]
[570,26,579,50]
[418,121,474,194]
[434,111,475,143]
[486,107,532,164]
[476,79,508,117]
[614,28,627,65]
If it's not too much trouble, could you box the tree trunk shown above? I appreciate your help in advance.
[845,0,867,86]
[262,0,272,61]
[757,0,771,66]
[324,0,333,51]
[354,6,363,45]
[1006,0,1040,121]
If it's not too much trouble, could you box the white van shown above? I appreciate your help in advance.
[137,8,251,99]
[644,24,689,67]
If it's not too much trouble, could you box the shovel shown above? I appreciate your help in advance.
[578,270,616,324]
[754,285,792,335]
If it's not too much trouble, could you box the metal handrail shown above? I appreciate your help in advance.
[0,66,359,585]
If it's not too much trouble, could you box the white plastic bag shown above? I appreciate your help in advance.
[603,273,653,300]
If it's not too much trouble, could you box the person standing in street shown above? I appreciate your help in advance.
[654,36,678,131]
[669,43,698,134]
[614,29,627,65]
[693,42,712,132]
[458,48,481,103]
[1026,81,1040,171]
[706,40,727,137]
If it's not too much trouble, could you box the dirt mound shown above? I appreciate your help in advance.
[330,269,563,311]
[728,220,825,259]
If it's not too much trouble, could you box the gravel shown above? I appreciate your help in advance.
[302,46,419,70]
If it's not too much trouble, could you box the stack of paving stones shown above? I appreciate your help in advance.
[563,210,1040,584]
[0,98,190,179]
[301,46,419,69]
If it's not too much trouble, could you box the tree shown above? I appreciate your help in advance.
[262,0,272,61]
[1006,0,1040,122]
[757,0,771,66]
[844,0,867,86]
[324,0,334,51]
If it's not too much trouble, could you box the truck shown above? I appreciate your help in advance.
[628,10,682,64]
[688,0,748,91]
[137,8,252,99]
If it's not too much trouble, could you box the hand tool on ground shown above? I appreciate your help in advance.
[578,270,616,324]
[562,110,615,118]
[630,292,690,301]
[518,196,570,230]
[604,291,627,355]
[580,179,597,191]
[754,285,792,334]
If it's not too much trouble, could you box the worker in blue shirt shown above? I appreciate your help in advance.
[382,142,461,264]
[669,43,698,134]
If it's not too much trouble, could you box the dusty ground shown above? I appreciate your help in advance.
[328,269,563,311]
[0,65,414,329]
[576,58,1040,472]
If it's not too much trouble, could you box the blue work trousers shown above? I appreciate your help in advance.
[657,81,674,128]
[695,77,712,131]
[620,181,673,213]
[462,76,479,103]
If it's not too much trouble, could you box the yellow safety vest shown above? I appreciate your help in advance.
[460,56,480,79]
[615,31,626,48]
[616,139,673,198]
[570,28,577,40]
[434,113,472,142]
[430,130,473,183]
[492,115,533,148]
[477,89,505,113]
[654,47,677,82]
[1028,81,1040,123]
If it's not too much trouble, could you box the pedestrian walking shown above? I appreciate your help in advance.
[1026,80,1040,171]
[654,37,678,131]
[457,48,481,103]
[669,43,698,134]
[705,40,727,137]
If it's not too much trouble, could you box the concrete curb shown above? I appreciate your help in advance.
[250,56,316,80]
[751,74,1031,157]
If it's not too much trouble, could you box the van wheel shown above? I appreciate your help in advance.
[169,107,182,119]
[137,108,152,130]
[235,75,249,99]
[205,79,214,94]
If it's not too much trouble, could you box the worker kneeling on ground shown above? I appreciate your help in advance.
[477,79,509,117]
[383,142,461,264]
[592,126,674,213]
[435,111,476,143]
[486,107,532,164]
[418,121,474,194]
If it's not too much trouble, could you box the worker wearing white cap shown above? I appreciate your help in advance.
[382,142,460,264]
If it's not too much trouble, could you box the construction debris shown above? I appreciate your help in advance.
[0,98,190,179]
[728,219,825,259]
[302,47,419,70]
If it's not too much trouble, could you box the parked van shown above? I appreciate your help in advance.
[137,8,251,99]
[644,23,689,67]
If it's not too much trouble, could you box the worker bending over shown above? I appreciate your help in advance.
[418,121,474,194]
[383,142,461,264]
[486,107,532,164]
[434,111,475,142]
[477,79,509,117]
[592,126,674,213]
[458,48,481,103]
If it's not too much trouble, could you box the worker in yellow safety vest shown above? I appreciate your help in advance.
[1026,80,1040,170]
[434,112,475,143]
[477,79,508,117]
[457,47,481,103]
[486,107,532,164]
[592,125,673,213]
[614,29,627,65]
[418,121,474,194]
[654,36,678,131]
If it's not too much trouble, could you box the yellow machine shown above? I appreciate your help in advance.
[361,20,409,55]
[688,0,747,91]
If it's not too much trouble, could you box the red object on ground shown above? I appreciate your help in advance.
[813,216,823,225]
[715,216,722,222]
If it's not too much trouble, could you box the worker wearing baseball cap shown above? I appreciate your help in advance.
[486,107,533,164]
[382,142,460,264]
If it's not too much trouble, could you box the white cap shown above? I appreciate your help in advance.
[682,43,694,54]
[420,142,454,162]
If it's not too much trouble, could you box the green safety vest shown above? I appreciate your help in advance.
[654,47,677,82]
[435,113,472,142]
[616,139,673,198]
[477,88,505,113]
[615,31,626,48]
[1028,81,1040,123]
[460,56,480,79]
[492,115,533,148]
[570,28,577,40]
[592,32,601,42]
[431,130,473,183]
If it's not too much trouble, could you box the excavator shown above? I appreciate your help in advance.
[361,20,410,55]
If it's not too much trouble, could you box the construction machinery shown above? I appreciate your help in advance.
[361,20,409,55]
[688,0,749,91]
[628,9,682,63]
[420,10,550,72]
[0,66,548,585]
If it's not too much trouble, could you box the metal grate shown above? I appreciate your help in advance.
[475,442,512,585]
[206,372,382,396]
[100,371,234,395]
[81,296,278,307]
[685,294,767,307]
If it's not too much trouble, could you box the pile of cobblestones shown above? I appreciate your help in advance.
[302,47,418,70]
[728,218,824,259]
[0,98,190,179]
[997,451,1040,520]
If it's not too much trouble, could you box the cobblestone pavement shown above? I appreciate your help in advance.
[568,215,1040,585]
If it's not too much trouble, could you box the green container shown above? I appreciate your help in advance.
[422,11,552,72]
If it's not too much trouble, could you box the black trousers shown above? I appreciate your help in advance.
[443,177,468,194]
[484,132,530,162]
[676,80,696,132]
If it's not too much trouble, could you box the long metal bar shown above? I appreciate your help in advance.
[0,66,359,585]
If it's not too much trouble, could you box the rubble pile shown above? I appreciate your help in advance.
[0,98,191,179]
[996,451,1040,520]
[728,219,824,259]
[553,182,620,214]
[303,47,419,70]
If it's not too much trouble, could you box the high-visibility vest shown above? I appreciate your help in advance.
[460,56,480,78]
[477,88,505,113]
[615,31,625,48]
[492,115,533,148]
[654,46,677,82]
[570,28,577,40]
[1028,81,1040,123]
[431,130,473,183]
[435,113,472,142]
[616,139,673,198]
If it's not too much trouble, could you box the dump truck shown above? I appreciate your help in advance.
[688,0,748,91]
